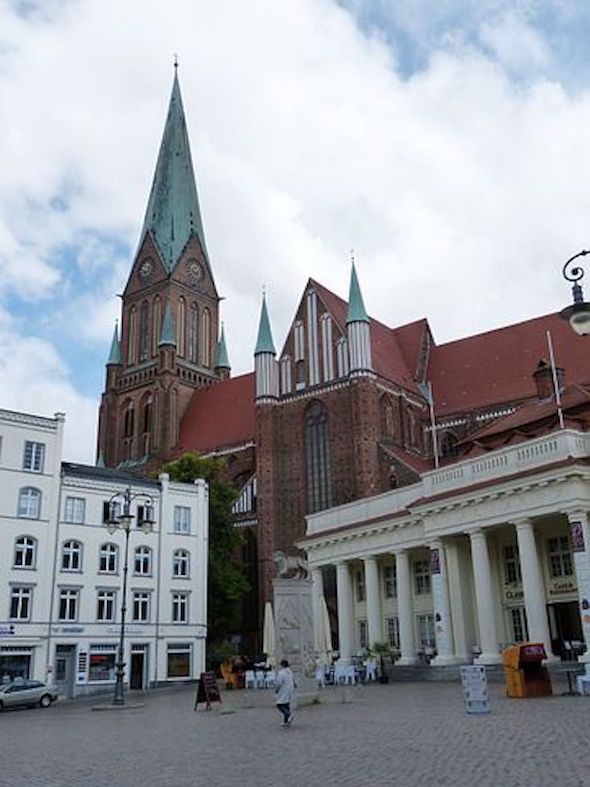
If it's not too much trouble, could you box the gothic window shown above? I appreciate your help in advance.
[380,396,395,440]
[336,337,349,377]
[141,393,153,456]
[280,356,292,395]
[321,314,334,382]
[408,409,417,447]
[139,300,149,362]
[440,431,459,459]
[306,291,319,386]
[127,306,137,365]
[177,297,186,356]
[294,321,305,361]
[305,400,332,514]
[295,360,306,390]
[122,400,134,460]
[188,303,199,363]
[152,296,161,355]
[202,308,211,367]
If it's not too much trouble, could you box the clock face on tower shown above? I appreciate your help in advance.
[139,258,154,280]
[186,259,204,285]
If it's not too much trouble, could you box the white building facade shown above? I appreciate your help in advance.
[303,428,590,667]
[0,408,208,697]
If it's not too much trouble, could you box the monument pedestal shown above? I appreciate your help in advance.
[273,577,314,675]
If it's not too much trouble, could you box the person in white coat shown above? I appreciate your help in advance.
[274,659,296,726]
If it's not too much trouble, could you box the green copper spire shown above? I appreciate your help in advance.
[215,324,230,369]
[107,323,121,364]
[140,70,207,269]
[159,299,176,347]
[254,295,276,355]
[346,263,369,324]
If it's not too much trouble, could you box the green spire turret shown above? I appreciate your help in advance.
[346,263,369,324]
[255,295,276,355]
[215,324,230,369]
[107,323,121,364]
[140,70,207,269]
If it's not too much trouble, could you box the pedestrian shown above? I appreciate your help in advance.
[275,658,296,727]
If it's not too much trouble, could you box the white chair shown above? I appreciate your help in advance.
[244,670,255,689]
[334,664,345,684]
[315,665,326,687]
[264,671,276,689]
[343,665,356,685]
[364,658,377,682]
[254,670,266,688]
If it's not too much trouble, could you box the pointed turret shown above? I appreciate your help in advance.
[255,295,279,402]
[346,263,373,376]
[159,300,176,347]
[214,324,231,380]
[107,323,121,365]
[140,70,207,269]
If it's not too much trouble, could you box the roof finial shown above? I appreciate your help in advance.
[262,283,266,298]
[174,53,179,72]
[350,248,355,267]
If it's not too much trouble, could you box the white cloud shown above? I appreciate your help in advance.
[1,0,590,460]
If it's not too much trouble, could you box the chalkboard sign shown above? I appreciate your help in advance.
[194,671,222,711]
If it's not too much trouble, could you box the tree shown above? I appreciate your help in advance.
[160,453,249,647]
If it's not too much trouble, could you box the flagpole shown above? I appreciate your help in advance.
[546,330,565,430]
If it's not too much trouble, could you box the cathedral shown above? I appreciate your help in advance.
[97,71,589,652]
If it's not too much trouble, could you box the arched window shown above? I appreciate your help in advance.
[62,540,82,571]
[321,314,334,382]
[305,400,332,514]
[172,549,190,578]
[139,300,149,362]
[141,393,153,456]
[127,306,137,366]
[188,303,199,363]
[18,487,41,519]
[99,542,118,573]
[134,546,152,576]
[440,431,459,459]
[202,308,211,366]
[177,297,186,357]
[14,536,37,568]
[122,400,134,460]
[280,356,292,394]
[152,296,161,356]
[336,337,349,377]
[380,396,395,440]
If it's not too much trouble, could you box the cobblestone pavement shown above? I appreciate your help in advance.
[2,677,590,787]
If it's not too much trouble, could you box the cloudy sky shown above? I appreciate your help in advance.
[2,0,590,462]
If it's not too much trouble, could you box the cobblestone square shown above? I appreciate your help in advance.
[3,678,590,787]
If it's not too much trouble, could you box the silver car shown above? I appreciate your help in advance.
[0,680,59,710]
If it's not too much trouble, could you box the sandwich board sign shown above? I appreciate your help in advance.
[460,665,490,714]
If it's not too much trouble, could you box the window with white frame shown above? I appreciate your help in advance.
[18,487,41,519]
[173,506,191,534]
[96,590,116,622]
[167,643,191,677]
[64,496,86,524]
[10,587,32,620]
[102,500,121,524]
[414,560,431,595]
[509,607,528,643]
[61,540,82,571]
[417,614,435,649]
[503,544,522,584]
[355,569,366,602]
[134,546,152,576]
[172,592,189,623]
[548,536,574,578]
[14,536,37,568]
[358,619,368,650]
[137,504,154,528]
[172,549,190,578]
[132,591,150,622]
[383,564,396,598]
[386,616,400,650]
[58,589,79,621]
[23,441,45,472]
[99,543,118,573]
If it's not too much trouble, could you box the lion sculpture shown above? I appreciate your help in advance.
[273,550,309,580]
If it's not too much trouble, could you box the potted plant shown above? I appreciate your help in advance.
[371,641,391,684]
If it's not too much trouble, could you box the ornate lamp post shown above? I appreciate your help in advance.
[560,250,590,335]
[105,486,155,706]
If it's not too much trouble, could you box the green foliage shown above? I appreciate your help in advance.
[160,453,249,644]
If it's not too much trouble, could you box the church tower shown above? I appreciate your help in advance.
[97,68,226,467]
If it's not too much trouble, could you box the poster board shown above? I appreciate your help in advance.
[194,671,222,711]
[460,665,490,715]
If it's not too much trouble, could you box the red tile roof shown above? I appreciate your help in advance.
[178,372,255,453]
[428,312,590,416]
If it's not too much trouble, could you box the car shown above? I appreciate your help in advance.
[0,680,59,710]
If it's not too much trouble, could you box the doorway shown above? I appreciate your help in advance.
[130,649,146,690]
[54,645,75,698]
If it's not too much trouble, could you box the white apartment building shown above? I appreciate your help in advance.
[303,428,590,668]
[0,408,208,697]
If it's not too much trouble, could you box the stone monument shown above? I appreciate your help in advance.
[272,551,314,675]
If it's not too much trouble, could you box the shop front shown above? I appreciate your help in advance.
[0,645,34,681]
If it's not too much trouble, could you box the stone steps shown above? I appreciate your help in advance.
[385,661,585,683]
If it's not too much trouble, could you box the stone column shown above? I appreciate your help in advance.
[310,566,324,654]
[565,510,590,662]
[469,529,502,664]
[429,540,458,666]
[445,541,470,661]
[364,557,382,649]
[514,518,554,657]
[336,561,353,664]
[395,549,417,665]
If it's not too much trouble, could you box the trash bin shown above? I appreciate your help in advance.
[503,643,552,698]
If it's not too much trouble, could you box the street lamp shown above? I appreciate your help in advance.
[105,486,155,706]
[560,250,590,335]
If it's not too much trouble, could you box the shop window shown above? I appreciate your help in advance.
[10,587,32,620]
[167,643,191,678]
[62,540,82,571]
[88,646,117,682]
[383,564,396,598]
[17,487,41,519]
[414,560,431,595]
[14,536,37,569]
[64,496,86,524]
[503,544,522,584]
[0,650,31,680]
[23,441,45,472]
[172,549,190,578]
[548,536,574,578]
[134,546,152,576]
